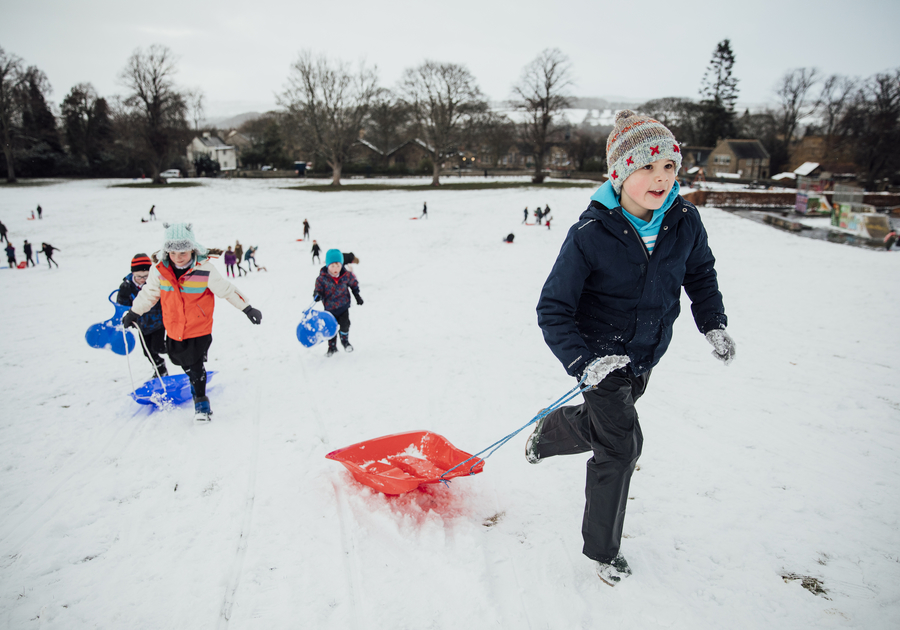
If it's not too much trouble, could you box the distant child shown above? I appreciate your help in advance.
[224,246,236,277]
[36,205,42,219]
[303,219,310,240]
[23,240,34,267]
[41,242,59,268]
[421,202,428,219]
[5,242,15,267]
[244,245,256,272]
[0,220,7,243]
[123,223,263,421]
[311,240,321,264]
[149,205,157,221]
[234,240,246,276]
[522,207,528,224]
[530,110,735,585]
[117,254,167,376]
[314,248,363,357]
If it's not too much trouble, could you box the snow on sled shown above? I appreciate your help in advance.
[326,430,485,495]
[297,307,338,347]
[131,371,217,407]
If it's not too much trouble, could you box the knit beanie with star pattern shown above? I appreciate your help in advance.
[606,110,682,194]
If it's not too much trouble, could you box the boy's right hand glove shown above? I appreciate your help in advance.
[354,294,363,305]
[243,305,262,325]
[581,355,630,387]
[122,310,139,329]
[313,293,321,302]
[705,328,735,365]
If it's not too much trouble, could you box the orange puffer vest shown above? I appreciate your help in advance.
[156,260,216,341]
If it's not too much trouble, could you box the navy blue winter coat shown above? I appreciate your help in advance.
[536,194,726,377]
[117,274,164,334]
[314,266,360,317]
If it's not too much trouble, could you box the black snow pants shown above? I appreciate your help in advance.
[166,334,212,399]
[140,326,167,375]
[534,368,649,562]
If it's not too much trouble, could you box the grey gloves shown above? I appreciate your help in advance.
[705,328,736,365]
[581,355,631,387]
[243,305,262,325]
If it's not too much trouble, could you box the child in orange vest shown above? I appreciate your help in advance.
[123,223,262,421]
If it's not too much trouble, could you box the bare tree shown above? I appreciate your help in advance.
[401,61,485,186]
[280,51,379,186]
[772,67,819,172]
[0,47,25,182]
[185,88,205,132]
[118,44,189,183]
[512,49,573,183]
[471,109,516,168]
[364,89,413,167]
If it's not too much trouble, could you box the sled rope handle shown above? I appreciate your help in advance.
[439,375,592,485]
[134,324,168,393]
[122,321,167,397]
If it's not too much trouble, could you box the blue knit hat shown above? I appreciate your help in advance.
[162,222,206,255]
[325,249,343,266]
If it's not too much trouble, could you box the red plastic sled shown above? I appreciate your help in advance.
[326,430,484,495]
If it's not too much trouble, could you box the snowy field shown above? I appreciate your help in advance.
[1,177,899,629]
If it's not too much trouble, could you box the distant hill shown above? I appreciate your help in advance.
[203,111,263,130]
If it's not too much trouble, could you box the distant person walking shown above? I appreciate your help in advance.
[224,246,237,277]
[23,240,35,266]
[535,207,543,225]
[303,219,310,240]
[244,246,257,272]
[41,242,59,268]
[36,205,42,219]
[234,240,247,276]
[149,205,157,221]
[311,239,321,264]
[421,202,428,219]
[523,207,529,224]
[5,243,15,268]
[0,220,7,244]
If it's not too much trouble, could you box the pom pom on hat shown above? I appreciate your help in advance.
[161,222,206,255]
[131,253,152,272]
[606,110,682,194]
[325,249,343,267]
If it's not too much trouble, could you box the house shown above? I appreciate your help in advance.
[680,146,713,174]
[386,138,433,170]
[707,139,770,179]
[187,132,237,171]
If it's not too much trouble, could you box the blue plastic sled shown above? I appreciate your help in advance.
[85,291,136,355]
[296,308,338,347]
[131,371,217,407]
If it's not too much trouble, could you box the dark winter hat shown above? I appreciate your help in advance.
[131,253,152,272]
[161,222,206,255]
[325,249,343,267]
[606,110,682,194]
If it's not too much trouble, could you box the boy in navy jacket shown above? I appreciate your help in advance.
[531,110,736,585]
[314,248,363,357]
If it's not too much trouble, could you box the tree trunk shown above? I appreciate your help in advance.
[532,148,546,184]
[330,162,342,186]
[2,141,16,183]
[431,155,441,186]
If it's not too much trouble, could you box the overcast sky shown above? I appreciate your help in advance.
[3,0,899,119]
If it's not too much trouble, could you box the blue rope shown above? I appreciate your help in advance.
[439,376,591,486]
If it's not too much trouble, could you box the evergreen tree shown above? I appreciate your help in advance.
[697,39,739,145]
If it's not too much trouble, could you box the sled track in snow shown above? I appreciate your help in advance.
[217,388,262,628]
[0,406,154,555]
[330,479,366,627]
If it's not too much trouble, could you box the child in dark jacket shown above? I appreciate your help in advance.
[531,110,736,585]
[117,253,167,376]
[314,248,363,357]
[224,246,236,277]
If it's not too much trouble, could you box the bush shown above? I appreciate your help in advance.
[582,159,605,173]
[193,154,220,177]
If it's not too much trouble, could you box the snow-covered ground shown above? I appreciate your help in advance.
[1,177,898,629]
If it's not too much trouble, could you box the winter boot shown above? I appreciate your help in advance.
[596,554,632,586]
[524,410,549,464]
[193,396,212,422]
[326,337,338,357]
[340,332,353,353]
